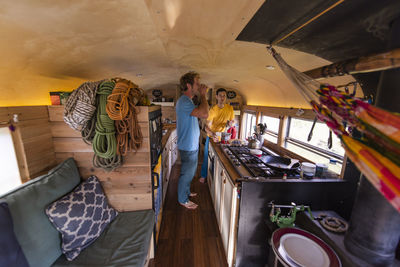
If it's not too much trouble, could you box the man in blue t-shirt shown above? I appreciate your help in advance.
[176,71,209,210]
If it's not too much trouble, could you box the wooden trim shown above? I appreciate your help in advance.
[7,106,49,121]
[277,116,287,147]
[243,105,315,120]
[10,126,29,183]
[304,47,400,79]
[255,111,261,125]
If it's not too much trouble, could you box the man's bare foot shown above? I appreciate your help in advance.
[179,200,198,210]
[199,177,206,183]
[189,192,197,197]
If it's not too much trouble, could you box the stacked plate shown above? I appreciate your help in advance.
[271,227,341,267]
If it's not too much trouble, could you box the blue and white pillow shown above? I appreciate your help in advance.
[45,175,118,261]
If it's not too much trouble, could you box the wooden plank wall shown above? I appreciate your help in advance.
[161,106,176,121]
[0,106,56,182]
[48,105,153,211]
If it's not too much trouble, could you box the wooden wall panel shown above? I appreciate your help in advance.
[50,121,81,138]
[107,193,152,211]
[48,105,151,123]
[0,106,56,182]
[161,106,176,121]
[47,105,64,122]
[47,105,157,212]
[53,137,150,153]
[50,121,149,138]
[56,151,150,167]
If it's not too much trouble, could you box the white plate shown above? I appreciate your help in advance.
[278,233,330,267]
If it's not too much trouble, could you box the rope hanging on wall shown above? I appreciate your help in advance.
[63,80,103,131]
[106,78,144,156]
[92,80,121,171]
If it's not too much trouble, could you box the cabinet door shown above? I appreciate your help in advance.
[162,152,169,202]
[214,160,222,227]
[220,169,239,267]
[172,137,178,166]
[207,153,214,198]
[167,147,172,178]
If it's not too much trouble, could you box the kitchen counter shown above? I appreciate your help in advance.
[210,140,242,183]
[210,140,343,184]
[161,124,176,150]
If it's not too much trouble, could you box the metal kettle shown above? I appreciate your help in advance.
[248,136,261,149]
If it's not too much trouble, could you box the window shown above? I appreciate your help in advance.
[260,114,279,144]
[285,117,345,174]
[243,112,256,139]
[0,127,21,195]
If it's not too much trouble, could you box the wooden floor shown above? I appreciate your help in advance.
[153,163,228,267]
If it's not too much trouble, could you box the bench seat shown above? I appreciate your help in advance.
[53,209,154,267]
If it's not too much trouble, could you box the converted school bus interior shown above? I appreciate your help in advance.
[1,0,400,267]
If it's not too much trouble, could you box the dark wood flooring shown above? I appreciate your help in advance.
[154,163,228,267]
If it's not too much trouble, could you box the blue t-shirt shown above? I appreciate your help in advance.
[176,95,200,151]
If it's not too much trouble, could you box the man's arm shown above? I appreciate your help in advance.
[190,85,209,118]
[205,120,216,136]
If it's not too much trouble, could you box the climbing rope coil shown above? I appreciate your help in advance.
[63,80,103,131]
[106,78,144,156]
[64,78,145,171]
[92,80,121,171]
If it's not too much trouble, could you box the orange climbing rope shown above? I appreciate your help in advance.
[106,78,145,156]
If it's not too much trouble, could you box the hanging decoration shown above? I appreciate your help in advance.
[268,46,400,212]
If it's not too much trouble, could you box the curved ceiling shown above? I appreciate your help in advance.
[0,0,359,107]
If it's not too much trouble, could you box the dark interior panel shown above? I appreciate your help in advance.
[237,0,400,62]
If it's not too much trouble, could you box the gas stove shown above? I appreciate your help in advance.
[221,145,300,180]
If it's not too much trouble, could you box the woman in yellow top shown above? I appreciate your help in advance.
[200,88,234,183]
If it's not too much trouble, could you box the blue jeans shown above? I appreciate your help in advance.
[178,149,198,204]
[200,136,209,179]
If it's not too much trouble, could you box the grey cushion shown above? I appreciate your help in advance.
[0,158,81,267]
[46,176,118,261]
[52,209,155,267]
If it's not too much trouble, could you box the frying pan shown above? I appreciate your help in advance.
[260,155,300,171]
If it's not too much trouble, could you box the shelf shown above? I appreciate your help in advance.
[151,102,174,107]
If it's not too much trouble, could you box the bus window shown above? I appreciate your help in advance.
[260,114,279,144]
[285,117,344,174]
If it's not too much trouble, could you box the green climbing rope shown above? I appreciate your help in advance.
[92,80,121,171]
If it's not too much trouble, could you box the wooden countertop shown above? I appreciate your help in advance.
[162,124,176,149]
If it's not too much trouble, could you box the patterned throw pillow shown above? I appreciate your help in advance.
[45,175,118,261]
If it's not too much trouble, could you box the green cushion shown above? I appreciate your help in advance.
[0,158,81,267]
[52,210,155,267]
